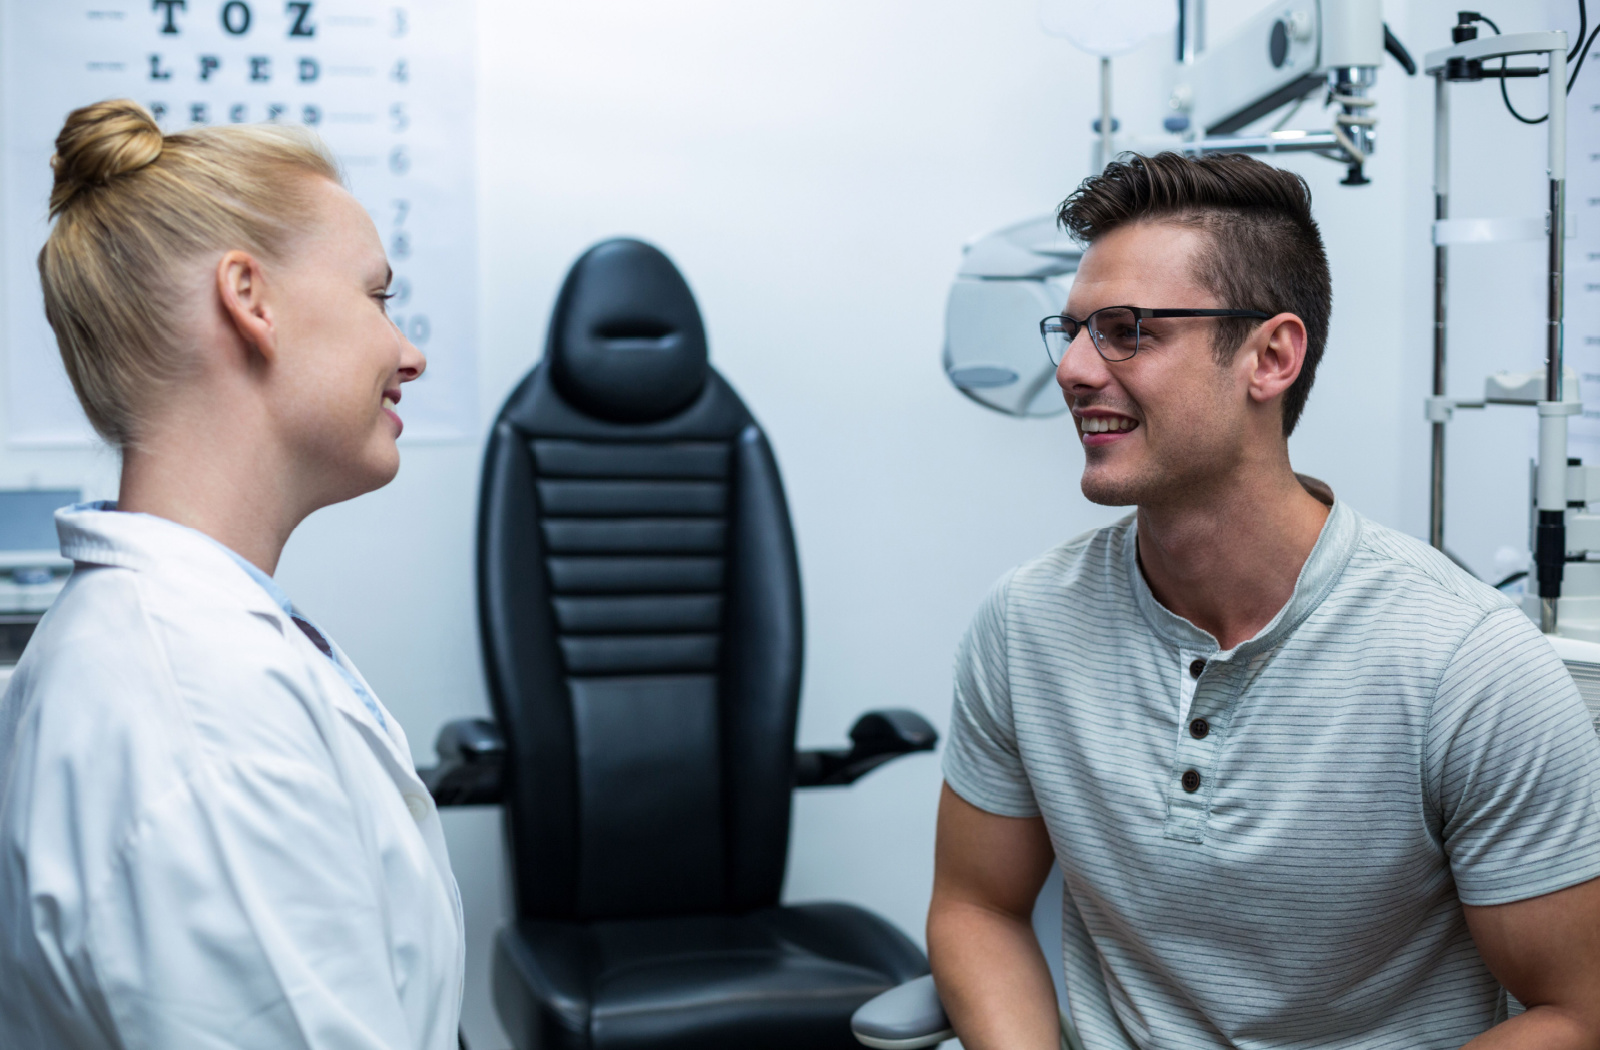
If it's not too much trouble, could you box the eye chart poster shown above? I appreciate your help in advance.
[1,1,477,445]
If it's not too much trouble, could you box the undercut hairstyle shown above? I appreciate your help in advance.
[1057,152,1331,436]
[39,99,341,446]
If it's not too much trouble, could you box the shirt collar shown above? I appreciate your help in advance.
[1124,483,1361,661]
[207,537,294,618]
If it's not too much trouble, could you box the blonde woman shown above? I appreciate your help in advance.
[0,100,463,1049]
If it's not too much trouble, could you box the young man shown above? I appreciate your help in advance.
[928,152,1600,1050]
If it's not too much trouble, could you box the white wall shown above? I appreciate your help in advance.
[2,3,1585,1047]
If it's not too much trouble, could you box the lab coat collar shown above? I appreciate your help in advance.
[56,502,286,624]
[55,502,423,777]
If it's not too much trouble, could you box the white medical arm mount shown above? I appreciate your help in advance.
[945,0,1401,419]
[1165,0,1389,185]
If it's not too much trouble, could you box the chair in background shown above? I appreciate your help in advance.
[423,238,938,1050]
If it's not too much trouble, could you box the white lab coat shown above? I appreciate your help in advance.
[0,505,464,1049]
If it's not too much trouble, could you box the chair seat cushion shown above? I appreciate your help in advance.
[493,903,929,1050]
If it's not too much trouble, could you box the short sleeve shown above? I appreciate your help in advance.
[1428,604,1600,906]
[942,572,1040,818]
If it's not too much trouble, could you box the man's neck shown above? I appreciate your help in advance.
[1134,465,1330,651]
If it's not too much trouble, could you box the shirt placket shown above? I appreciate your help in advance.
[1165,649,1221,842]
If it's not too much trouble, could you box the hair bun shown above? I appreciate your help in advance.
[49,100,164,217]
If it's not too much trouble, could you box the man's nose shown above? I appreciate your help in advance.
[1056,327,1109,395]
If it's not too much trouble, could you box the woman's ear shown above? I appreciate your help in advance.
[1245,312,1308,408]
[215,251,277,363]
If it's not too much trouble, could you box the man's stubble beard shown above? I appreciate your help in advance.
[1079,427,1241,510]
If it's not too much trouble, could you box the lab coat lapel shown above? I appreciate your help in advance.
[300,639,460,908]
[294,633,420,788]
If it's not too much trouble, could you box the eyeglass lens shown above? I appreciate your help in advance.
[1042,307,1140,364]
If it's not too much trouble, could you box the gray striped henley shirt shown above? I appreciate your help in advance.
[943,497,1600,1050]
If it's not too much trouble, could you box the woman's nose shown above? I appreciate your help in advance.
[399,339,427,382]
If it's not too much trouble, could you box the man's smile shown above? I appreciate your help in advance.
[1074,409,1140,445]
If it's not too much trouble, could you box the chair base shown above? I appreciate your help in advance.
[494,902,929,1050]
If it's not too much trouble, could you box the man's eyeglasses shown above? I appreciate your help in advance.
[1040,306,1272,364]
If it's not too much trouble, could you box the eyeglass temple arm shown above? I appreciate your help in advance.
[1139,308,1272,319]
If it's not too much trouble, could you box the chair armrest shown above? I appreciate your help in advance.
[851,974,953,1049]
[419,718,506,807]
[795,708,938,788]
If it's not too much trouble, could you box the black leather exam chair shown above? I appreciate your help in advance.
[424,238,938,1050]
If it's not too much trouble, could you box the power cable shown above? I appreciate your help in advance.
[1463,4,1600,125]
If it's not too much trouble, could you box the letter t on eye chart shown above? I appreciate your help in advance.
[0,1,477,445]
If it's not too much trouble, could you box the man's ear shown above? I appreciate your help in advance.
[1244,312,1308,408]
[215,250,276,363]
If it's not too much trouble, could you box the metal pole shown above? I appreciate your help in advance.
[1177,0,1205,63]
[1547,45,1566,405]
[1100,56,1113,170]
[1430,74,1449,551]
[1536,40,1570,633]
[1172,129,1348,156]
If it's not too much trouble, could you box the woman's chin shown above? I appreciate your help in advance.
[316,448,402,509]
[366,446,403,491]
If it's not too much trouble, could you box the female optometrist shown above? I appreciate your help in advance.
[0,100,463,1049]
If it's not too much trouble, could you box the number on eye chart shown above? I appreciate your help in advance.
[393,314,431,345]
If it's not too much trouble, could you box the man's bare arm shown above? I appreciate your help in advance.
[927,782,1058,1050]
[1461,875,1600,1049]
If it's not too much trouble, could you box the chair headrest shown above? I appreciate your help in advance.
[547,239,710,423]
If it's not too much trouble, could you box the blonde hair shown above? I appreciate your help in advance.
[38,99,342,445]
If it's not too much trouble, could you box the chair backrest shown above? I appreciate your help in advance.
[478,239,805,923]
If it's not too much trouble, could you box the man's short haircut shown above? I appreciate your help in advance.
[1056,152,1331,436]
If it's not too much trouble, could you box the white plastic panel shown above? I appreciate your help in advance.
[1181,1,1320,133]
[1433,217,1546,245]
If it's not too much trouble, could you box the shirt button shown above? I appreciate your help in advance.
[1181,769,1202,793]
[404,794,429,822]
[1189,658,1206,679]
[1189,718,1210,739]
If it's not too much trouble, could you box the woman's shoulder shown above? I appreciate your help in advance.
[3,561,335,807]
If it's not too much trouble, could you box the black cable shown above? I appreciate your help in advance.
[1463,14,1548,124]
[1494,570,1529,590]
[1472,3,1598,125]
[1500,64,1547,124]
[1569,21,1600,89]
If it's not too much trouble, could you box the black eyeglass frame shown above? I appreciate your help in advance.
[1039,306,1273,363]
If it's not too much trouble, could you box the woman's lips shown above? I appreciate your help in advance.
[382,394,403,436]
